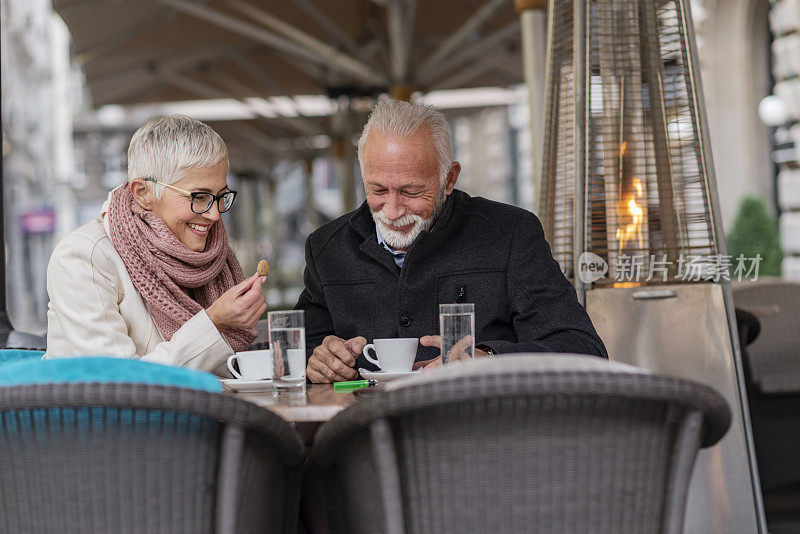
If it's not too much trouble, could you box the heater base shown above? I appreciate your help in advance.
[587,283,760,533]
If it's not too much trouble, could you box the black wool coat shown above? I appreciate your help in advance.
[295,189,608,370]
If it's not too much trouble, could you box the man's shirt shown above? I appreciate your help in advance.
[376,226,407,268]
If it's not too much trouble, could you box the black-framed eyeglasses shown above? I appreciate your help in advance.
[143,178,238,214]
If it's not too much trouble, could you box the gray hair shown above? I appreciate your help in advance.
[357,100,453,186]
[127,115,228,198]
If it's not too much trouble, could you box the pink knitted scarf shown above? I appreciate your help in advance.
[108,186,256,351]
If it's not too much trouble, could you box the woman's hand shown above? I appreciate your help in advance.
[206,274,267,331]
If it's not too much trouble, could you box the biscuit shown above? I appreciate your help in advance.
[257,259,271,277]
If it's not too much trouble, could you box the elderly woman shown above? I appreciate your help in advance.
[45,116,266,374]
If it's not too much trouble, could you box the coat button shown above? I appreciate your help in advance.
[399,315,411,327]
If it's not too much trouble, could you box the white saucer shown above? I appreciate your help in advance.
[358,368,421,382]
[220,378,273,392]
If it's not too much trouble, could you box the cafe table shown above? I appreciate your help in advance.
[224,383,360,443]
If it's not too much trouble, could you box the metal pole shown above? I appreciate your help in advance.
[387,0,416,85]
[227,0,389,85]
[157,0,388,86]
[416,21,520,86]
[0,50,13,337]
[639,0,681,270]
[303,159,320,230]
[539,0,558,229]
[417,0,508,81]
[343,107,356,212]
[514,0,547,216]
[572,0,588,305]
[334,97,357,212]
[677,0,767,529]
[290,0,367,62]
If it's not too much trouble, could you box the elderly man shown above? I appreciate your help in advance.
[296,100,607,383]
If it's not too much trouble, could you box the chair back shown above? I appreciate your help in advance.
[734,282,800,501]
[733,281,800,394]
[1,331,47,351]
[0,361,304,534]
[0,349,44,365]
[311,355,730,534]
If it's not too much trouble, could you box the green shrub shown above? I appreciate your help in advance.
[726,195,782,276]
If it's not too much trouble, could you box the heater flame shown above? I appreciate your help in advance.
[616,179,645,250]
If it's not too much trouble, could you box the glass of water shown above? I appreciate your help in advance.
[269,310,306,396]
[439,303,475,365]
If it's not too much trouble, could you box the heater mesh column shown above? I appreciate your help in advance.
[540,0,718,285]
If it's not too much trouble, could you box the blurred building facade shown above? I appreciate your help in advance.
[769,0,800,278]
[1,0,75,334]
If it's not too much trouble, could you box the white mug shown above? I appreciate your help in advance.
[362,338,418,373]
[227,349,272,380]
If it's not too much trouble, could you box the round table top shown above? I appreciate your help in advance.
[227,383,359,423]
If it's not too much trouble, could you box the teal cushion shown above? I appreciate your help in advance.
[0,357,222,393]
[0,349,45,364]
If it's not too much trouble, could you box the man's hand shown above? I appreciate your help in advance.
[306,335,366,383]
[415,335,488,372]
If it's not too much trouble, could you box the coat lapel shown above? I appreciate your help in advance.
[347,192,468,276]
[399,191,463,267]
[349,202,402,276]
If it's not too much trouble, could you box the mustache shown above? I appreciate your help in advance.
[372,211,424,227]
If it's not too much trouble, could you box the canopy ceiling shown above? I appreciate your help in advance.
[54,0,525,107]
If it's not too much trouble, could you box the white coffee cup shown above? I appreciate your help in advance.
[362,338,418,373]
[227,349,272,380]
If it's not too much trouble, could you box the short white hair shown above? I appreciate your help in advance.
[357,100,452,186]
[127,115,228,198]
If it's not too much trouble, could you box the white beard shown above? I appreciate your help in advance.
[371,188,447,250]
[373,211,431,250]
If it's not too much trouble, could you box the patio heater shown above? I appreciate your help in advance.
[539,0,766,531]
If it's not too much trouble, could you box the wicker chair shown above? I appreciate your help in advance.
[734,281,800,532]
[0,382,305,534]
[733,281,800,394]
[0,331,46,351]
[310,354,731,534]
[0,349,45,365]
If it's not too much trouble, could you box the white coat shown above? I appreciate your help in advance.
[44,192,234,376]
